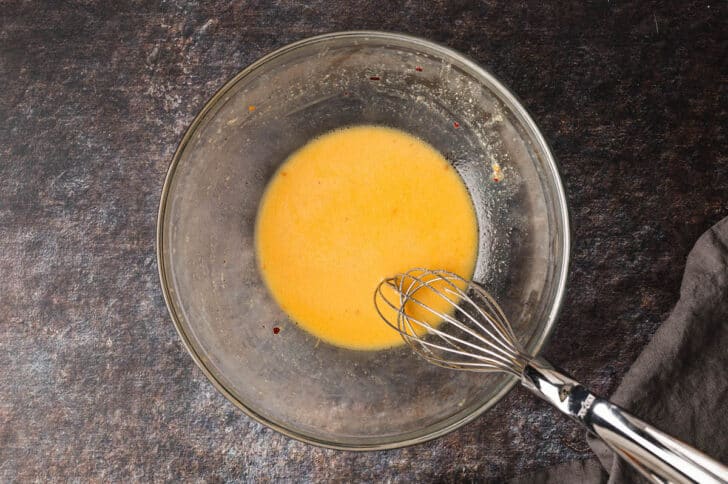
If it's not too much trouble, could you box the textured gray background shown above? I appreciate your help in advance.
[1,1,726,481]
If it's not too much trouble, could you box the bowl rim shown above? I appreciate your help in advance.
[156,30,571,451]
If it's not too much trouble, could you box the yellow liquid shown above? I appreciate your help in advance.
[255,125,478,350]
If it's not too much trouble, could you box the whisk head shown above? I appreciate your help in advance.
[374,269,530,377]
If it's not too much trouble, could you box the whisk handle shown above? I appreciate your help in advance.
[521,358,728,484]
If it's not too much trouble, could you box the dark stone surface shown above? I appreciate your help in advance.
[1,1,725,481]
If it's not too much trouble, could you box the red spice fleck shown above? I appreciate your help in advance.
[453,121,460,128]
[273,327,280,334]
[493,177,500,182]
[369,76,380,81]
[415,66,423,72]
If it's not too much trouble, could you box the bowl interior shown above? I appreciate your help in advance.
[158,32,569,449]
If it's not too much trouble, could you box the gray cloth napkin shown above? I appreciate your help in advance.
[513,216,728,483]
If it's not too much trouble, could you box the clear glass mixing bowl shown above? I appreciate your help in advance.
[157,31,570,450]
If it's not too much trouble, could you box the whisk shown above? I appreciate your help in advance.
[374,269,728,484]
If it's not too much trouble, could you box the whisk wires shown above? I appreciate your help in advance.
[374,269,529,377]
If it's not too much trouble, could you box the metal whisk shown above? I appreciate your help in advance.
[374,268,728,484]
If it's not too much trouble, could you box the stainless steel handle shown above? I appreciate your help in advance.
[521,358,728,484]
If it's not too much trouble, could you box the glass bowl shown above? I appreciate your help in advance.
[157,31,570,450]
